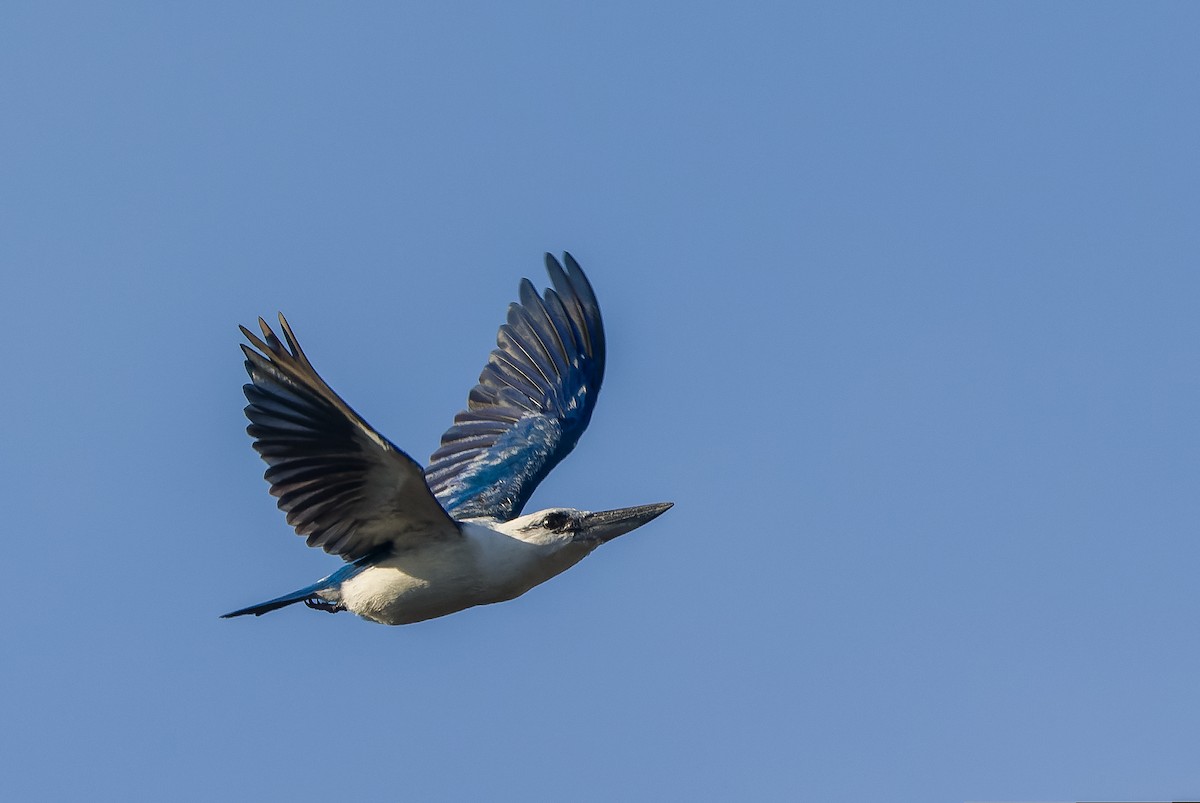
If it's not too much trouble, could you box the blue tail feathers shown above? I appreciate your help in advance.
[219,552,379,619]
[221,561,371,619]
[220,586,321,617]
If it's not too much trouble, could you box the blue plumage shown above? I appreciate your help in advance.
[425,252,605,521]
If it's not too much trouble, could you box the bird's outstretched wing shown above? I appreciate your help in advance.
[241,316,460,561]
[425,252,606,521]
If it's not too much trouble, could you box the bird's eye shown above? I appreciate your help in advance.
[542,512,571,531]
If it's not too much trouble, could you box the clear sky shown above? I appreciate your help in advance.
[3,3,1198,801]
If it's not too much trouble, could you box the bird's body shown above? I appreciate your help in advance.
[332,517,588,625]
[224,253,670,626]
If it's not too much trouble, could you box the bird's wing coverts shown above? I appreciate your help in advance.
[425,252,606,521]
[241,316,459,561]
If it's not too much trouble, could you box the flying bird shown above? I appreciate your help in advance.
[223,253,672,625]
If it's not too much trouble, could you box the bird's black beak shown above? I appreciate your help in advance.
[578,502,673,543]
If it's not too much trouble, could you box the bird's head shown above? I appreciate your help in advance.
[501,502,674,548]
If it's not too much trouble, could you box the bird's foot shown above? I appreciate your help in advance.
[304,597,342,614]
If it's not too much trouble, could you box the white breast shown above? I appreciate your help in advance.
[337,522,592,625]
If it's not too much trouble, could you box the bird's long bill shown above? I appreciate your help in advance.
[579,502,673,543]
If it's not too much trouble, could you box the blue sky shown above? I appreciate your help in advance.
[3,3,1198,801]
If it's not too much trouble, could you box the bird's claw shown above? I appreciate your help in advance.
[304,597,341,613]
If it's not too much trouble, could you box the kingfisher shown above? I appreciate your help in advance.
[223,253,672,625]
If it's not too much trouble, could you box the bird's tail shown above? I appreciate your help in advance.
[222,558,373,619]
[221,579,342,618]
[221,590,314,618]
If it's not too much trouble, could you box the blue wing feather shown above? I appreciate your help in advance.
[426,253,605,520]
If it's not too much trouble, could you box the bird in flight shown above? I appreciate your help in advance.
[223,253,672,625]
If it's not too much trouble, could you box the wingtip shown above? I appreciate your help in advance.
[275,312,306,361]
[544,251,579,272]
[543,252,570,292]
[517,277,539,304]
